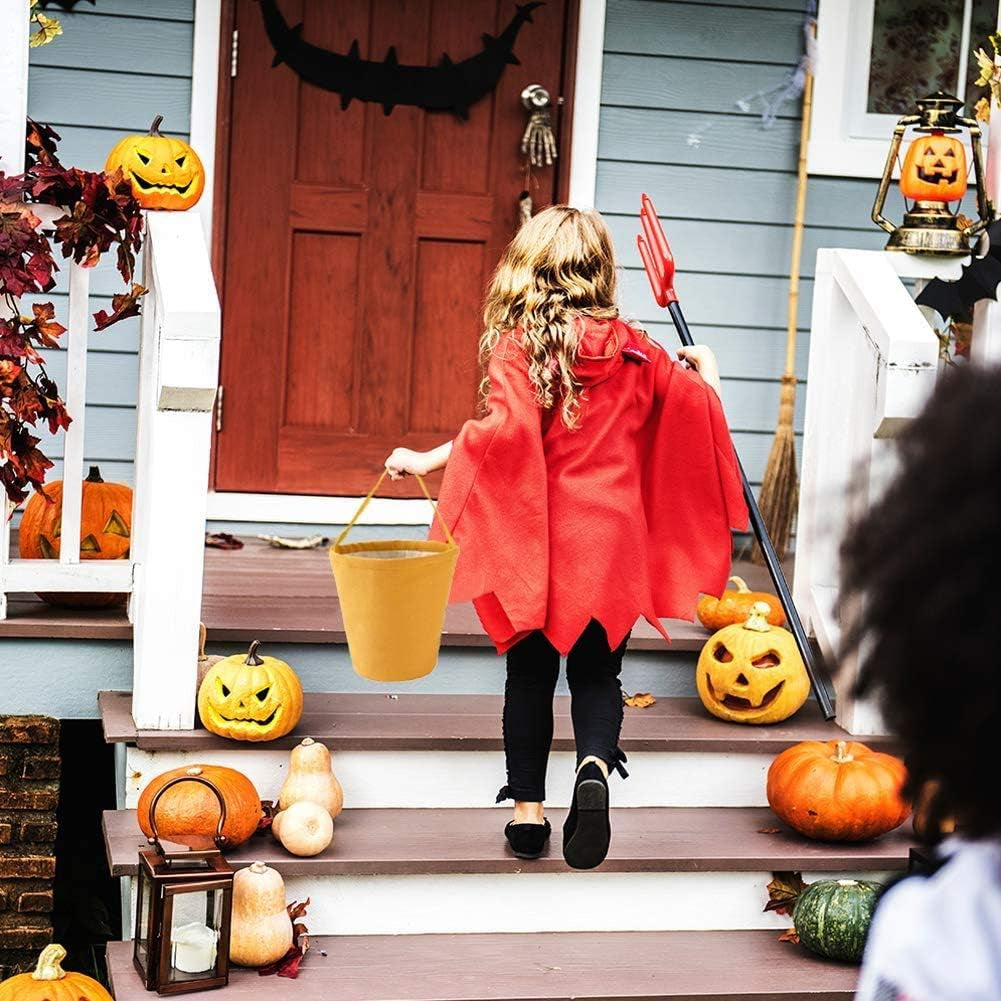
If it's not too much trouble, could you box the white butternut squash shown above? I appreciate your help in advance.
[228,862,292,968]
[278,737,344,819]
[272,801,334,857]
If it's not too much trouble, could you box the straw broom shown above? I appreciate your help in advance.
[752,58,814,564]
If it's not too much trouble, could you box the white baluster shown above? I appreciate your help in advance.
[58,263,91,564]
[0,500,11,620]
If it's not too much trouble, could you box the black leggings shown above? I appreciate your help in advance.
[498,620,630,803]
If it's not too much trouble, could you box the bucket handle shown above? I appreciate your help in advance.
[335,470,456,548]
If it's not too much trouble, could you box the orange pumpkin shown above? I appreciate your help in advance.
[18,465,133,608]
[696,576,785,630]
[137,764,262,850]
[0,944,113,1001]
[767,739,910,841]
[105,116,205,211]
[899,132,967,202]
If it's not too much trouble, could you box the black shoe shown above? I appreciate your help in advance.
[504,819,552,859]
[562,762,610,870]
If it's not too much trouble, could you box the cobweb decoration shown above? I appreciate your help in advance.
[735,1,817,129]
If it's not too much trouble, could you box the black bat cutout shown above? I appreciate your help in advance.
[916,219,1001,320]
[258,0,543,120]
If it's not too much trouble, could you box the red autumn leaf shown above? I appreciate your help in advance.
[764,871,808,915]
[93,283,147,331]
[778,928,801,945]
[259,900,311,979]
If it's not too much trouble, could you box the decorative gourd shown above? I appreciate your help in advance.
[272,801,334,857]
[0,944,113,1001]
[792,878,882,963]
[767,739,910,841]
[229,862,293,968]
[899,131,967,202]
[105,116,205,210]
[18,466,132,608]
[696,576,785,630]
[696,602,809,724]
[196,623,225,692]
[137,765,262,849]
[278,737,344,818]
[197,641,303,742]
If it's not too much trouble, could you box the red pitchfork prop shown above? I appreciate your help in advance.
[637,194,834,720]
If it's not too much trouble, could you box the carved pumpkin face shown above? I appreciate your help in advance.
[105,115,204,211]
[19,465,132,562]
[899,132,967,202]
[198,641,304,742]
[696,602,810,724]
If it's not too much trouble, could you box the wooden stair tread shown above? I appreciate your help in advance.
[100,691,871,753]
[106,930,858,999]
[103,806,912,877]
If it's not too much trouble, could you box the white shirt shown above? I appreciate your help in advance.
[855,838,1001,1001]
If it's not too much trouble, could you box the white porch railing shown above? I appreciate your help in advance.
[0,210,220,731]
[793,249,948,735]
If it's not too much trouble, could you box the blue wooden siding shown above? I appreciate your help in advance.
[25,0,195,492]
[597,0,893,490]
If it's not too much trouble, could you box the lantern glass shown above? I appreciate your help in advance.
[163,884,229,986]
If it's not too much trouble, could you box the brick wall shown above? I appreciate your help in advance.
[0,717,59,977]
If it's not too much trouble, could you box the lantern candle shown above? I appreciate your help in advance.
[171,922,218,974]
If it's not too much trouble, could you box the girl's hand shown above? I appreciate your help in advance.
[677,345,722,396]
[385,448,431,480]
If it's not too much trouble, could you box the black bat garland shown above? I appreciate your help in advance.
[916,219,1001,319]
[258,0,544,120]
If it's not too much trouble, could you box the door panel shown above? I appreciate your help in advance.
[217,0,573,497]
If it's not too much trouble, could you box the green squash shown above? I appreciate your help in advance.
[792,878,882,963]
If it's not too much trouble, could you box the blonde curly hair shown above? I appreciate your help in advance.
[480,205,619,429]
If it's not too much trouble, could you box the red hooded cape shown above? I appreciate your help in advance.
[430,317,749,655]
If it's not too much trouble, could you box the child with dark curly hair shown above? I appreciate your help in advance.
[845,365,1001,1001]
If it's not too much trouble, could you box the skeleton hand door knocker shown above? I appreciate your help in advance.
[520,84,558,167]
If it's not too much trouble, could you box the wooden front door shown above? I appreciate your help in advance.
[215,0,574,497]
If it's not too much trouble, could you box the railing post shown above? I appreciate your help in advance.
[0,0,28,174]
[130,212,220,730]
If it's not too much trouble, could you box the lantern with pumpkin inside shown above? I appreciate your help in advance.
[899,132,967,202]
[105,115,205,211]
[18,465,133,607]
[696,601,810,725]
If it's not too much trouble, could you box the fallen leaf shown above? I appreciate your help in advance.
[205,532,244,550]
[764,871,808,914]
[778,928,800,945]
[623,692,656,709]
[756,827,781,835]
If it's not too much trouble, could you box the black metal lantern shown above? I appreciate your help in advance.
[133,774,234,995]
[872,92,992,255]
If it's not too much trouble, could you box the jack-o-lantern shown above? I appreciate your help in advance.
[696,601,809,724]
[198,640,303,742]
[105,115,205,211]
[899,132,967,202]
[18,465,133,608]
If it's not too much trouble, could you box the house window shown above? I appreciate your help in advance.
[809,0,998,178]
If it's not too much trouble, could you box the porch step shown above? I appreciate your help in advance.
[106,930,859,999]
[103,806,913,878]
[101,691,866,754]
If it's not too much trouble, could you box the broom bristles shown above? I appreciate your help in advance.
[751,377,798,564]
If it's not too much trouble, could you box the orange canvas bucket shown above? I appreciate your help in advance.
[329,472,459,682]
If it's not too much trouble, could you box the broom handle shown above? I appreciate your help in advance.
[785,42,814,377]
[666,300,835,721]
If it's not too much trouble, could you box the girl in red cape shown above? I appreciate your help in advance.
[386,206,748,869]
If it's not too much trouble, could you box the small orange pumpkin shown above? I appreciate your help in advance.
[105,115,205,210]
[137,764,262,849]
[696,576,785,630]
[0,944,113,1001]
[18,465,133,608]
[767,739,910,841]
[899,132,967,202]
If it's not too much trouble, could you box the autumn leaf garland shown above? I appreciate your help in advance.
[0,121,145,505]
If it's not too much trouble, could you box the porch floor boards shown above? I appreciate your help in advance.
[103,805,913,878]
[106,931,860,1000]
[0,537,791,647]
[99,691,872,753]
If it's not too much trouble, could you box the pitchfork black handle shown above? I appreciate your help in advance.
[666,301,835,721]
